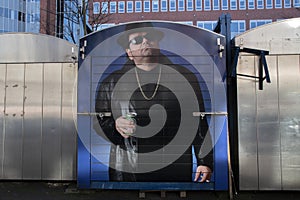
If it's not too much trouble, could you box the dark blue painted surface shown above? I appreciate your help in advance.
[77,21,228,191]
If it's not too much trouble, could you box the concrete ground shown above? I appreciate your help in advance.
[0,181,299,200]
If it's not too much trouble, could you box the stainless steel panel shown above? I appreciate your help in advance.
[22,64,43,179]
[278,55,300,190]
[257,56,281,190]
[257,123,281,190]
[236,18,300,191]
[42,63,62,180]
[237,56,259,190]
[257,57,278,123]
[0,33,77,63]
[234,18,300,55]
[3,64,24,179]
[0,64,6,178]
[61,63,77,180]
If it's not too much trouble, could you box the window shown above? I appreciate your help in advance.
[222,0,228,10]
[230,0,237,9]
[101,2,108,14]
[197,21,217,30]
[93,2,100,14]
[231,20,245,38]
[152,0,159,12]
[275,0,282,8]
[239,0,246,9]
[96,23,115,31]
[213,0,220,10]
[250,19,272,29]
[257,0,264,9]
[144,0,151,12]
[178,0,185,11]
[170,0,176,11]
[284,0,291,7]
[176,21,193,25]
[161,0,168,11]
[127,1,133,13]
[135,1,142,12]
[266,0,273,8]
[118,1,125,13]
[295,0,300,7]
[195,0,202,10]
[248,0,255,9]
[204,0,211,10]
[110,2,116,13]
[187,0,193,11]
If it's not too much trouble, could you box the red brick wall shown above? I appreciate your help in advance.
[91,0,300,30]
[40,0,57,35]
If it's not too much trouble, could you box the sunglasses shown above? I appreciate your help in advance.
[128,33,158,45]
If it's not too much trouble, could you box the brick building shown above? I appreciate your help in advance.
[1,1,299,40]
[91,0,300,36]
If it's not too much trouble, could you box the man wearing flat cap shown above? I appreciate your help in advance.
[95,22,213,182]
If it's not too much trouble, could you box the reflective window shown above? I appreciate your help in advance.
[295,0,300,7]
[144,0,150,12]
[230,0,237,9]
[250,19,272,29]
[93,2,100,14]
[239,0,246,9]
[161,0,168,11]
[231,20,246,38]
[178,0,185,11]
[257,0,264,9]
[197,21,217,30]
[101,2,108,14]
[152,0,159,12]
[110,2,116,13]
[248,0,255,9]
[118,1,125,13]
[204,0,211,10]
[127,1,133,13]
[176,21,193,25]
[213,0,220,10]
[170,0,176,11]
[187,0,193,11]
[135,1,142,12]
[222,0,228,10]
[275,0,282,8]
[266,0,273,8]
[195,0,202,10]
[284,0,291,7]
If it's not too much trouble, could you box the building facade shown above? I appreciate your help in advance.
[92,0,300,37]
[0,0,42,33]
[0,0,60,36]
[1,0,299,40]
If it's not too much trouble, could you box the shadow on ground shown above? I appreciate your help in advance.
[0,181,299,200]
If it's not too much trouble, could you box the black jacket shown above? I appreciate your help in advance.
[94,55,213,182]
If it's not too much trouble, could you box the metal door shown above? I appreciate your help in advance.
[77,21,228,190]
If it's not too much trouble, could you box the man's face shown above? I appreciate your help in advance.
[126,31,161,65]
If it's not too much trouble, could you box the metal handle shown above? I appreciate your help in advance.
[193,112,228,119]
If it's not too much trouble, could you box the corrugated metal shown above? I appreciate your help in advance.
[0,33,77,180]
[236,18,300,190]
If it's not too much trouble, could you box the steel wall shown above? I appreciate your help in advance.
[235,18,300,190]
[0,33,77,180]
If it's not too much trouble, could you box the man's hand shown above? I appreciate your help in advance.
[115,116,136,138]
[194,165,212,182]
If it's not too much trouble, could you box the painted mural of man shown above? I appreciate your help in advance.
[95,22,213,182]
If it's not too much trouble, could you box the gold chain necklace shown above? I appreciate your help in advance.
[134,65,162,100]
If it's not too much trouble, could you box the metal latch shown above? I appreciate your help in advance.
[80,40,87,60]
[193,111,228,119]
[78,112,112,119]
[217,38,225,58]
